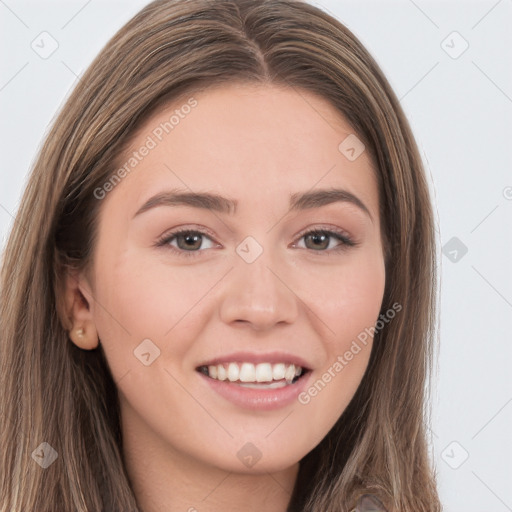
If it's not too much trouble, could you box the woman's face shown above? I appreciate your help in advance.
[73,83,385,474]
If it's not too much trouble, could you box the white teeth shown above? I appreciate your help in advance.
[201,362,305,384]
[227,362,239,382]
[208,365,217,379]
[272,363,286,380]
[217,365,227,381]
[284,364,296,382]
[239,363,256,382]
[255,363,273,382]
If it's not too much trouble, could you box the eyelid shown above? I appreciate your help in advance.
[293,224,354,244]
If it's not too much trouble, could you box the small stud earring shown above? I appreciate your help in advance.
[76,328,85,337]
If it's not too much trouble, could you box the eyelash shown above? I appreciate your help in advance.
[155,226,357,259]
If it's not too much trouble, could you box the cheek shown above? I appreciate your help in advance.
[324,250,385,367]
[326,259,385,343]
[295,245,386,340]
[89,249,218,379]
[294,250,385,437]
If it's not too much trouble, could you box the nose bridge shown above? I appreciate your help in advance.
[219,237,298,329]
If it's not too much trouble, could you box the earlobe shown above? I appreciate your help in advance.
[68,324,99,350]
[63,269,99,350]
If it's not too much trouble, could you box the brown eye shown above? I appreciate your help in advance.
[304,232,331,250]
[175,232,203,251]
[156,229,216,258]
[298,229,355,252]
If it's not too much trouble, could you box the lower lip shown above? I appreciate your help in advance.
[197,371,312,411]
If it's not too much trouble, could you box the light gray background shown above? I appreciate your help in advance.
[1,1,511,510]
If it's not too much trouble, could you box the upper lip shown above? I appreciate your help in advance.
[196,351,312,371]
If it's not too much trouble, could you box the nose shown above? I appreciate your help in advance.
[218,249,299,331]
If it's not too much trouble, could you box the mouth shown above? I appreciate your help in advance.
[195,354,314,411]
[195,361,311,388]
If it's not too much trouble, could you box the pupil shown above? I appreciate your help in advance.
[181,233,200,250]
[309,233,328,250]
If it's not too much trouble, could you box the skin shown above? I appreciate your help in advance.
[65,83,386,512]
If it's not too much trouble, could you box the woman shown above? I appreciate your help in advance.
[0,0,441,510]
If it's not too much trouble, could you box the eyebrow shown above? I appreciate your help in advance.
[133,187,373,222]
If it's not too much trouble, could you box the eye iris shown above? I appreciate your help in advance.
[177,232,202,250]
[305,232,329,250]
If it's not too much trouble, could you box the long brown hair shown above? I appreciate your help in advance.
[0,1,441,510]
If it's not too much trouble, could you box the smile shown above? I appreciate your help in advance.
[197,362,306,387]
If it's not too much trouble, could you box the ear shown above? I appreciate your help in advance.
[63,268,99,350]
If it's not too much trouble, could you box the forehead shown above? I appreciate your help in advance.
[106,82,379,217]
